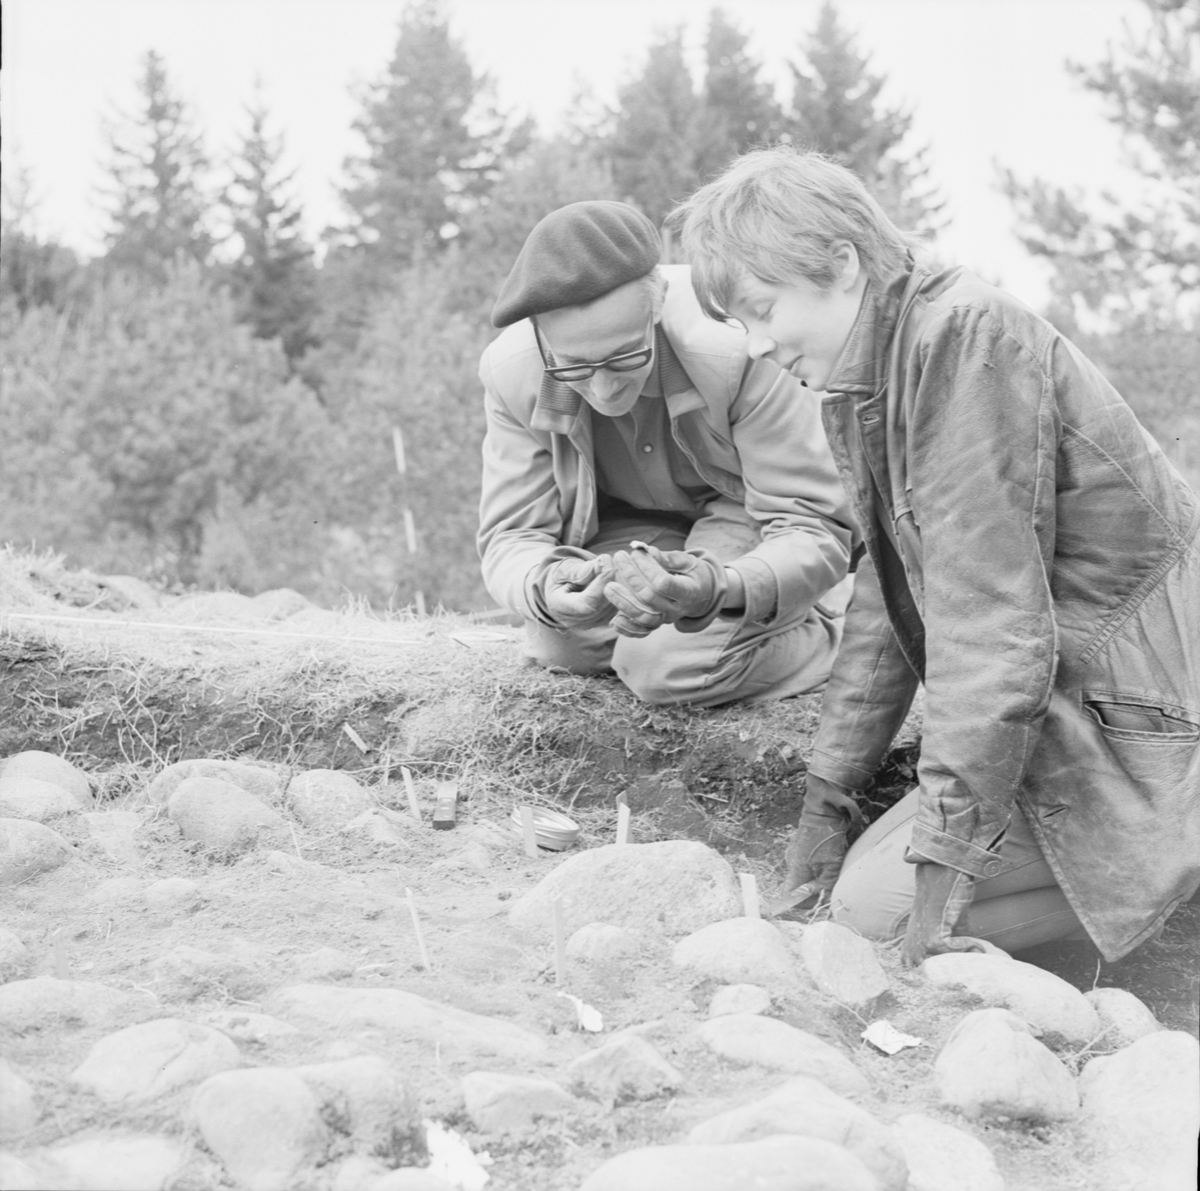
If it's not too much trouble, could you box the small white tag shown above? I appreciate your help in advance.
[557,990,604,1032]
[861,1019,923,1055]
[424,1119,492,1189]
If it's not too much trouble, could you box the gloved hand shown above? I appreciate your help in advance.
[782,774,864,904]
[900,861,1005,967]
[542,556,615,629]
[604,545,725,638]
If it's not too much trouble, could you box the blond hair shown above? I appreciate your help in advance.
[671,147,918,319]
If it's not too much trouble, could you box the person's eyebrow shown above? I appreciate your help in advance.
[559,332,647,364]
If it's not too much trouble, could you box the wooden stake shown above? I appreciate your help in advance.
[552,895,567,986]
[520,806,539,857]
[739,873,760,919]
[53,929,69,979]
[401,766,422,822]
[405,887,432,971]
[616,802,631,846]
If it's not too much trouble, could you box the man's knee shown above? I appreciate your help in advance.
[613,629,714,705]
[523,621,615,676]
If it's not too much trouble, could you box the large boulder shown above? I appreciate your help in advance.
[687,1075,907,1191]
[507,841,741,939]
[287,769,374,831]
[673,918,802,990]
[567,1033,683,1103]
[461,1071,577,1133]
[934,1008,1078,1123]
[796,922,889,1008]
[0,751,91,806]
[889,1113,1004,1191]
[1078,1030,1200,1191]
[147,758,283,806]
[695,1014,870,1099]
[0,817,74,885]
[1083,987,1162,1048]
[578,1135,880,1191]
[920,952,1099,1044]
[0,977,145,1032]
[167,777,287,854]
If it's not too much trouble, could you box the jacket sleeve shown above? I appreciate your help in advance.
[807,551,921,789]
[903,305,1059,877]
[476,353,585,624]
[722,360,859,625]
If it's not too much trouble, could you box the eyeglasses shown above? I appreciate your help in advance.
[536,323,655,382]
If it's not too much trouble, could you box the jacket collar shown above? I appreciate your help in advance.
[530,325,693,434]
[824,266,917,397]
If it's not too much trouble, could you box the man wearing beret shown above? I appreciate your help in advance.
[477,200,859,707]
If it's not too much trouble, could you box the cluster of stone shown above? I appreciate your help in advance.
[1,749,1197,1191]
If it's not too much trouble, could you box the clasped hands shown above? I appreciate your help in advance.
[543,543,725,637]
[785,774,1004,967]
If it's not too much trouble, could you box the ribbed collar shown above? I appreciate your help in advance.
[530,325,693,434]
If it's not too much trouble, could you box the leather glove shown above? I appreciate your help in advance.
[781,774,865,904]
[900,861,1006,967]
[542,556,615,629]
[604,545,725,638]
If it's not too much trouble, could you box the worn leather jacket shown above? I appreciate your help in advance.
[477,265,858,629]
[809,264,1200,961]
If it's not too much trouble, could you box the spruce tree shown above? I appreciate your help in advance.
[99,50,214,281]
[785,1,943,233]
[695,9,784,183]
[1000,0,1199,325]
[224,88,317,362]
[608,29,702,226]
[337,0,527,273]
[0,161,81,313]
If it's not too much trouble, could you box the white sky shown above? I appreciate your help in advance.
[2,0,1145,308]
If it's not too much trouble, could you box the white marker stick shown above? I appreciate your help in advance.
[616,802,631,846]
[53,929,69,979]
[401,766,422,822]
[520,806,539,858]
[552,895,567,986]
[406,888,432,971]
[740,873,761,919]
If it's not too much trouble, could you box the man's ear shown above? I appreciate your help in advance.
[832,241,863,292]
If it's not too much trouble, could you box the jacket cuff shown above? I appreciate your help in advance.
[727,556,779,624]
[905,824,1007,880]
[806,749,876,792]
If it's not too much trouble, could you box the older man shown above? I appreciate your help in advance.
[477,200,858,707]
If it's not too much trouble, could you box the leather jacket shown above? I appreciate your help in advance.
[809,264,1200,960]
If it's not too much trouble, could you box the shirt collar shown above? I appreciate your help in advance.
[824,267,916,397]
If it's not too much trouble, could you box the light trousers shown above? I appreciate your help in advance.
[525,497,848,708]
[831,787,1086,953]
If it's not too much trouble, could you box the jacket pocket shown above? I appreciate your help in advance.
[1083,690,1200,741]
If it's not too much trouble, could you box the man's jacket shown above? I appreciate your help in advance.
[477,265,858,628]
[810,263,1200,960]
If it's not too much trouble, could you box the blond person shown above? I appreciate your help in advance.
[673,148,1200,965]
[477,200,857,707]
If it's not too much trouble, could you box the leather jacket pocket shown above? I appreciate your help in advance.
[1083,690,1200,741]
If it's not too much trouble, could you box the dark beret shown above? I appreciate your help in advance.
[491,201,661,328]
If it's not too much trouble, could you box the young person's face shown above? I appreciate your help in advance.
[726,246,867,393]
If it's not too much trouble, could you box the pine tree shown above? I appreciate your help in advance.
[99,50,214,281]
[695,9,784,183]
[784,1,943,233]
[0,160,82,313]
[608,29,702,226]
[224,87,318,362]
[1000,0,1199,326]
[337,0,528,273]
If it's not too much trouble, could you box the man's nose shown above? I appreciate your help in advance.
[585,369,625,401]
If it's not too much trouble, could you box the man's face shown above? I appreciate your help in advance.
[537,280,656,417]
[726,266,866,394]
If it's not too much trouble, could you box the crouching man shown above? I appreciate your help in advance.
[477,200,858,707]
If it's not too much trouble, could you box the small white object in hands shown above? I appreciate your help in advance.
[424,1119,492,1190]
[861,1019,923,1055]
[558,990,604,1032]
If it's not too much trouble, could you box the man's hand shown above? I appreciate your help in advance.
[604,545,725,638]
[543,556,615,629]
[781,774,865,904]
[900,861,1005,967]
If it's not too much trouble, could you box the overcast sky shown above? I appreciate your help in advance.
[2,0,1145,307]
